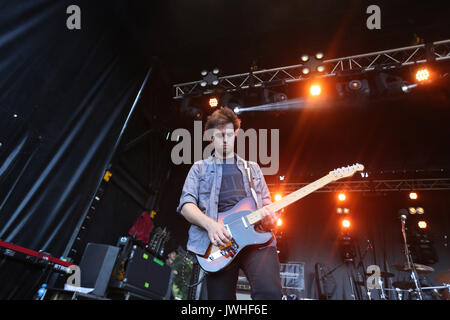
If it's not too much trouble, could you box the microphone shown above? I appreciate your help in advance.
[398,209,408,222]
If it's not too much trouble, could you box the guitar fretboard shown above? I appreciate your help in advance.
[246,174,333,225]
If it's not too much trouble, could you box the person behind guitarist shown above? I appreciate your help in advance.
[176,106,282,300]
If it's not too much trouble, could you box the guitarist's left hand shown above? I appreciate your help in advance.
[255,206,281,232]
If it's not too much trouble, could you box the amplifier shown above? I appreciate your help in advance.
[109,239,172,300]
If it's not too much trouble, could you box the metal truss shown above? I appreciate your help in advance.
[173,39,450,99]
[268,178,450,193]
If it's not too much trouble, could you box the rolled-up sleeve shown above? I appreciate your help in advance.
[176,163,201,213]
[255,164,272,207]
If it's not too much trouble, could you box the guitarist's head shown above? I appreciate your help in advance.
[204,107,241,160]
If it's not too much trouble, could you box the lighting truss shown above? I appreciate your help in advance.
[268,178,450,193]
[173,39,450,99]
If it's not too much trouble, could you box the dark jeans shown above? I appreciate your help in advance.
[206,245,282,300]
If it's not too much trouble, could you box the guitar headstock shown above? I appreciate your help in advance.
[328,163,365,181]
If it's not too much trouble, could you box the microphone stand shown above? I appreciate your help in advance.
[400,216,423,300]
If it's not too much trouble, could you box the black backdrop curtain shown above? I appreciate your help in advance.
[0,1,154,299]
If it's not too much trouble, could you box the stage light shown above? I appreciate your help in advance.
[310,84,321,96]
[233,107,240,114]
[418,221,427,229]
[212,80,219,86]
[209,97,218,107]
[409,192,418,200]
[315,52,324,60]
[337,208,350,214]
[342,219,351,228]
[201,70,208,76]
[212,68,220,75]
[348,80,362,90]
[274,193,282,201]
[277,218,283,227]
[415,68,430,82]
[279,175,285,181]
[417,207,424,214]
[338,193,346,201]
[317,65,325,72]
[200,81,207,87]
[302,67,310,75]
[409,207,417,214]
[301,54,309,62]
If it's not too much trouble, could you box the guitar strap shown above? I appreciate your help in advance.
[243,160,258,207]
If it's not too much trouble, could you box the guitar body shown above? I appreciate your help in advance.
[196,197,273,273]
[194,163,364,273]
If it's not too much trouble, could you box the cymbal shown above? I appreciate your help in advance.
[434,270,450,284]
[391,263,434,274]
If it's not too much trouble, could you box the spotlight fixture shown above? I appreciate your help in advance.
[415,68,430,82]
[315,52,324,60]
[279,175,285,181]
[409,207,417,214]
[300,52,325,76]
[274,193,282,201]
[417,207,424,214]
[317,65,325,72]
[200,68,220,88]
[209,97,219,107]
[418,221,427,229]
[338,193,346,201]
[337,208,350,214]
[310,84,321,96]
[233,107,240,114]
[342,219,351,228]
[409,192,418,200]
[348,80,362,90]
[277,218,283,227]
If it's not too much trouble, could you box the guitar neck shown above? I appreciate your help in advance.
[246,174,333,225]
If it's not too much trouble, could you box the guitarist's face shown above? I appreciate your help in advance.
[211,123,238,158]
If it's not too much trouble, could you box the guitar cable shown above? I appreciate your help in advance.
[180,250,208,288]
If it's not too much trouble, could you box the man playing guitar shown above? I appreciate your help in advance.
[176,107,283,300]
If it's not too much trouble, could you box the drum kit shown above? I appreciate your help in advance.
[355,213,450,300]
[356,264,450,300]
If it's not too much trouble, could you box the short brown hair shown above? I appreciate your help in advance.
[204,107,241,132]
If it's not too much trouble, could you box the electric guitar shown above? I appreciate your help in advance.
[195,163,364,272]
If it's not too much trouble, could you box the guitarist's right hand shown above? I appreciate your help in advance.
[206,219,231,247]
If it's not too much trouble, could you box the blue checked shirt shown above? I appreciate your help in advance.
[176,153,274,255]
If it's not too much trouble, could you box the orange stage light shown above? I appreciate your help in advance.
[418,221,427,229]
[274,193,282,201]
[277,218,283,227]
[409,192,418,200]
[338,193,346,201]
[310,84,321,96]
[209,97,218,107]
[415,68,430,82]
[342,219,351,228]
